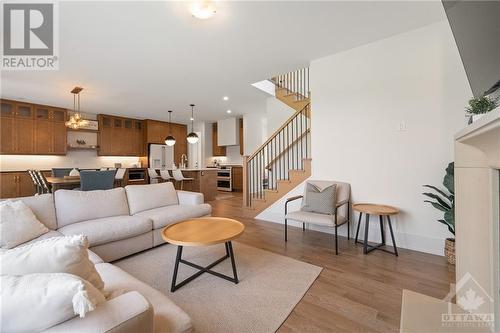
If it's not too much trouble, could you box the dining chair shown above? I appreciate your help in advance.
[27,170,41,195]
[51,168,73,177]
[172,169,194,190]
[35,170,52,194]
[284,180,351,255]
[148,168,160,184]
[79,170,116,191]
[160,170,172,182]
[114,168,126,187]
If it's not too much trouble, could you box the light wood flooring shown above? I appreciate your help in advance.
[208,192,455,333]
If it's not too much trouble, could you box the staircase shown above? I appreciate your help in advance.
[243,67,311,214]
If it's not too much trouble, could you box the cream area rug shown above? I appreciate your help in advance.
[114,242,322,333]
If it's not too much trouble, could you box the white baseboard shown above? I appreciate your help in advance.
[256,211,445,256]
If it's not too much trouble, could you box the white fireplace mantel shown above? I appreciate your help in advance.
[455,106,500,168]
[455,105,500,333]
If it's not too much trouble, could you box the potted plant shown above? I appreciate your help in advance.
[465,95,497,124]
[423,162,455,264]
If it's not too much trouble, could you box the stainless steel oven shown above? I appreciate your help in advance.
[217,166,232,191]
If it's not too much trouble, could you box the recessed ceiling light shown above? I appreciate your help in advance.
[226,110,232,114]
[223,96,229,101]
[190,1,216,20]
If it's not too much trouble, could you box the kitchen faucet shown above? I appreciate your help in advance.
[180,154,188,169]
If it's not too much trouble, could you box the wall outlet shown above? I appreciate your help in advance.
[398,121,408,131]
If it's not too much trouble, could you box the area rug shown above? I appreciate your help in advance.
[114,242,322,333]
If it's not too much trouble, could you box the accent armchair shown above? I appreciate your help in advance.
[285,180,351,255]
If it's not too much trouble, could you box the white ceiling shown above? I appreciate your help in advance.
[1,1,446,124]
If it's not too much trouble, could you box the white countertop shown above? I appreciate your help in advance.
[166,168,217,171]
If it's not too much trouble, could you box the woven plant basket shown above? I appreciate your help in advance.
[445,238,455,265]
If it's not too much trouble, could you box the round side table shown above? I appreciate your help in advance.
[352,203,399,256]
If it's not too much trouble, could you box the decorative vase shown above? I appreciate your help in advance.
[69,168,80,177]
[445,238,455,265]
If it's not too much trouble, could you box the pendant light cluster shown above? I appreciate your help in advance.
[164,104,199,146]
[65,87,89,129]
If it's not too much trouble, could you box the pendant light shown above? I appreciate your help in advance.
[164,110,176,146]
[187,104,199,144]
[65,87,89,129]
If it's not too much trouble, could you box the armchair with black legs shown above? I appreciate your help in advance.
[284,180,351,255]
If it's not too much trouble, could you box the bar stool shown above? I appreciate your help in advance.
[353,203,399,256]
[148,168,160,184]
[160,170,173,182]
[172,169,194,190]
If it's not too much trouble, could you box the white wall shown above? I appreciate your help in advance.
[258,19,473,255]
[266,97,295,137]
[243,112,267,156]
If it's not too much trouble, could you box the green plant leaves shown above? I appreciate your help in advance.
[422,161,455,236]
[465,96,497,115]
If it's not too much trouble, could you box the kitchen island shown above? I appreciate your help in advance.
[168,168,218,202]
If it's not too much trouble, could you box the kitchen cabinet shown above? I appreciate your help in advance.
[98,114,144,156]
[34,106,67,154]
[144,120,187,166]
[0,171,37,198]
[232,166,243,192]
[212,123,226,156]
[217,118,239,146]
[0,99,66,155]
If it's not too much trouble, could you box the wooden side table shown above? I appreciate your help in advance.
[353,203,399,256]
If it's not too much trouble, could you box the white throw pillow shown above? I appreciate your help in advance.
[0,235,105,290]
[1,273,106,332]
[0,200,49,249]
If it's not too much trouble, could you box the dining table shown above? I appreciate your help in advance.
[45,177,81,191]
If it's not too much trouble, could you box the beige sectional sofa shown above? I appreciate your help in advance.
[9,182,212,333]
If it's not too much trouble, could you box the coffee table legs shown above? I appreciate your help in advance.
[170,241,239,292]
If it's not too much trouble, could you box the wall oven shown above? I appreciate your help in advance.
[217,166,232,191]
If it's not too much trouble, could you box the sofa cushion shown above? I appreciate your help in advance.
[58,215,153,247]
[55,188,130,227]
[1,235,105,291]
[6,193,57,230]
[96,263,192,333]
[125,183,178,215]
[2,273,106,332]
[18,230,63,247]
[135,204,212,229]
[0,200,49,249]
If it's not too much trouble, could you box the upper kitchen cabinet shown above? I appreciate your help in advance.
[217,118,239,146]
[98,114,144,156]
[144,120,187,165]
[212,122,226,156]
[0,99,66,155]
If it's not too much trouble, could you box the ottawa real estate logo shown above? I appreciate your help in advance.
[2,1,59,70]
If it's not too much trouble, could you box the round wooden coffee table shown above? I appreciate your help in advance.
[162,217,245,292]
[352,203,399,256]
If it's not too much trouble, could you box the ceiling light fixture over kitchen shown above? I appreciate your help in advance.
[190,1,216,20]
[65,87,89,129]
[164,110,176,146]
[223,96,229,101]
[187,104,199,144]
[226,110,232,114]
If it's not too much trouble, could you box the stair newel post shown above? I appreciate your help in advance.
[243,155,249,207]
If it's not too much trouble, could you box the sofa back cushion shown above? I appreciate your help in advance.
[125,182,179,215]
[4,193,58,230]
[55,188,129,227]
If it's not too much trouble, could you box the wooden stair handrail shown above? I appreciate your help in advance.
[247,104,310,161]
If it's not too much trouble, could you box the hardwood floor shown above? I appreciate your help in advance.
[208,192,455,333]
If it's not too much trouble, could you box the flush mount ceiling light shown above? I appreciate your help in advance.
[190,1,216,19]
[65,87,89,129]
[223,96,229,101]
[187,104,199,144]
[226,110,232,114]
[164,110,176,146]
